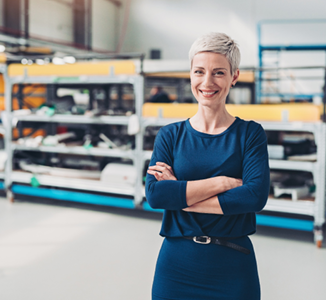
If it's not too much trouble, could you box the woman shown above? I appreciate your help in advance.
[145,32,269,300]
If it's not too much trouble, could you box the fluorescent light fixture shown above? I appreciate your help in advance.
[63,56,76,64]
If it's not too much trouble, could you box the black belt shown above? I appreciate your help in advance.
[183,236,250,255]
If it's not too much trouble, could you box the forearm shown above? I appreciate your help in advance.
[146,175,232,210]
[186,176,234,206]
[146,178,188,210]
[183,196,223,214]
[147,161,241,210]
[218,181,269,215]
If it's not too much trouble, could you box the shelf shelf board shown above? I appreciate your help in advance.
[264,198,315,216]
[260,44,326,51]
[142,119,323,133]
[141,154,317,172]
[13,114,131,125]
[142,117,184,127]
[269,159,316,172]
[260,121,321,133]
[9,74,141,85]
[12,144,134,159]
[11,171,145,196]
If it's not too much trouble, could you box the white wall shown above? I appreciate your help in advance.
[0,0,4,28]
[119,0,326,67]
[29,0,74,43]
[92,0,118,52]
[29,0,119,51]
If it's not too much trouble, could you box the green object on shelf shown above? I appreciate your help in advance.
[83,143,93,150]
[45,107,55,116]
[31,175,40,187]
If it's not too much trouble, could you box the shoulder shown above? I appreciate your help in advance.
[155,120,187,145]
[235,118,266,146]
[235,117,262,131]
[158,120,187,137]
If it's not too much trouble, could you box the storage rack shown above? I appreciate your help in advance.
[3,59,326,247]
[141,104,326,247]
[4,59,145,208]
[256,19,326,105]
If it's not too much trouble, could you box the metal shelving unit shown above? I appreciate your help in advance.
[256,19,326,105]
[141,116,326,247]
[4,60,145,207]
[3,58,326,247]
[262,121,326,247]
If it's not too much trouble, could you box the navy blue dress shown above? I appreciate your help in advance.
[145,118,270,300]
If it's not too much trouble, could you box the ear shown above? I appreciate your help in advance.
[231,69,240,86]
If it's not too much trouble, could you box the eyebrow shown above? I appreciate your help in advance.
[193,66,228,71]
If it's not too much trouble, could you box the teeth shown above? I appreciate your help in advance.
[202,91,217,95]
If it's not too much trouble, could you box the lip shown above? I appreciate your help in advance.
[199,89,219,97]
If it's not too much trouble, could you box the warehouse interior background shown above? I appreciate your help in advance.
[0,0,326,300]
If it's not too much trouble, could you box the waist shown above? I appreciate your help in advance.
[172,235,251,255]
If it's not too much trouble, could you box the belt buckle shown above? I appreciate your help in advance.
[193,236,211,244]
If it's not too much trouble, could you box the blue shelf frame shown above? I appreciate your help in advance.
[9,183,315,233]
[12,184,135,209]
[143,203,314,232]
[257,19,326,104]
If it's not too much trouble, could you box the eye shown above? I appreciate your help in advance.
[194,70,203,74]
[214,71,225,75]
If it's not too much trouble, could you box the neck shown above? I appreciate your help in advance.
[190,105,235,134]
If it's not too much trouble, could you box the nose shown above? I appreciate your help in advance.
[202,73,214,87]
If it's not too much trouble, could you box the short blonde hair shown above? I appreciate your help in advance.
[189,32,241,75]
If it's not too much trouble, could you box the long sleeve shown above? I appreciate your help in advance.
[218,123,270,215]
[145,127,188,210]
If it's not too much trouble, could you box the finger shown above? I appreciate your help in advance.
[156,162,173,171]
[156,162,174,174]
[156,162,170,167]
[147,170,160,176]
[149,165,169,173]
[154,172,164,181]
[148,165,159,169]
[147,170,165,181]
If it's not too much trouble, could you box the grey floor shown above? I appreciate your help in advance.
[0,197,325,300]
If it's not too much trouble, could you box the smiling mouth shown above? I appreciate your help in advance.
[199,90,219,96]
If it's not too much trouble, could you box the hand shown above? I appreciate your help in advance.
[222,176,242,190]
[147,162,177,181]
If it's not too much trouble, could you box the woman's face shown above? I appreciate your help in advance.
[190,52,239,109]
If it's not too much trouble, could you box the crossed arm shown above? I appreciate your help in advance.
[147,162,242,214]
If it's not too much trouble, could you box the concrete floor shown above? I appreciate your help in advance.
[0,197,325,300]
